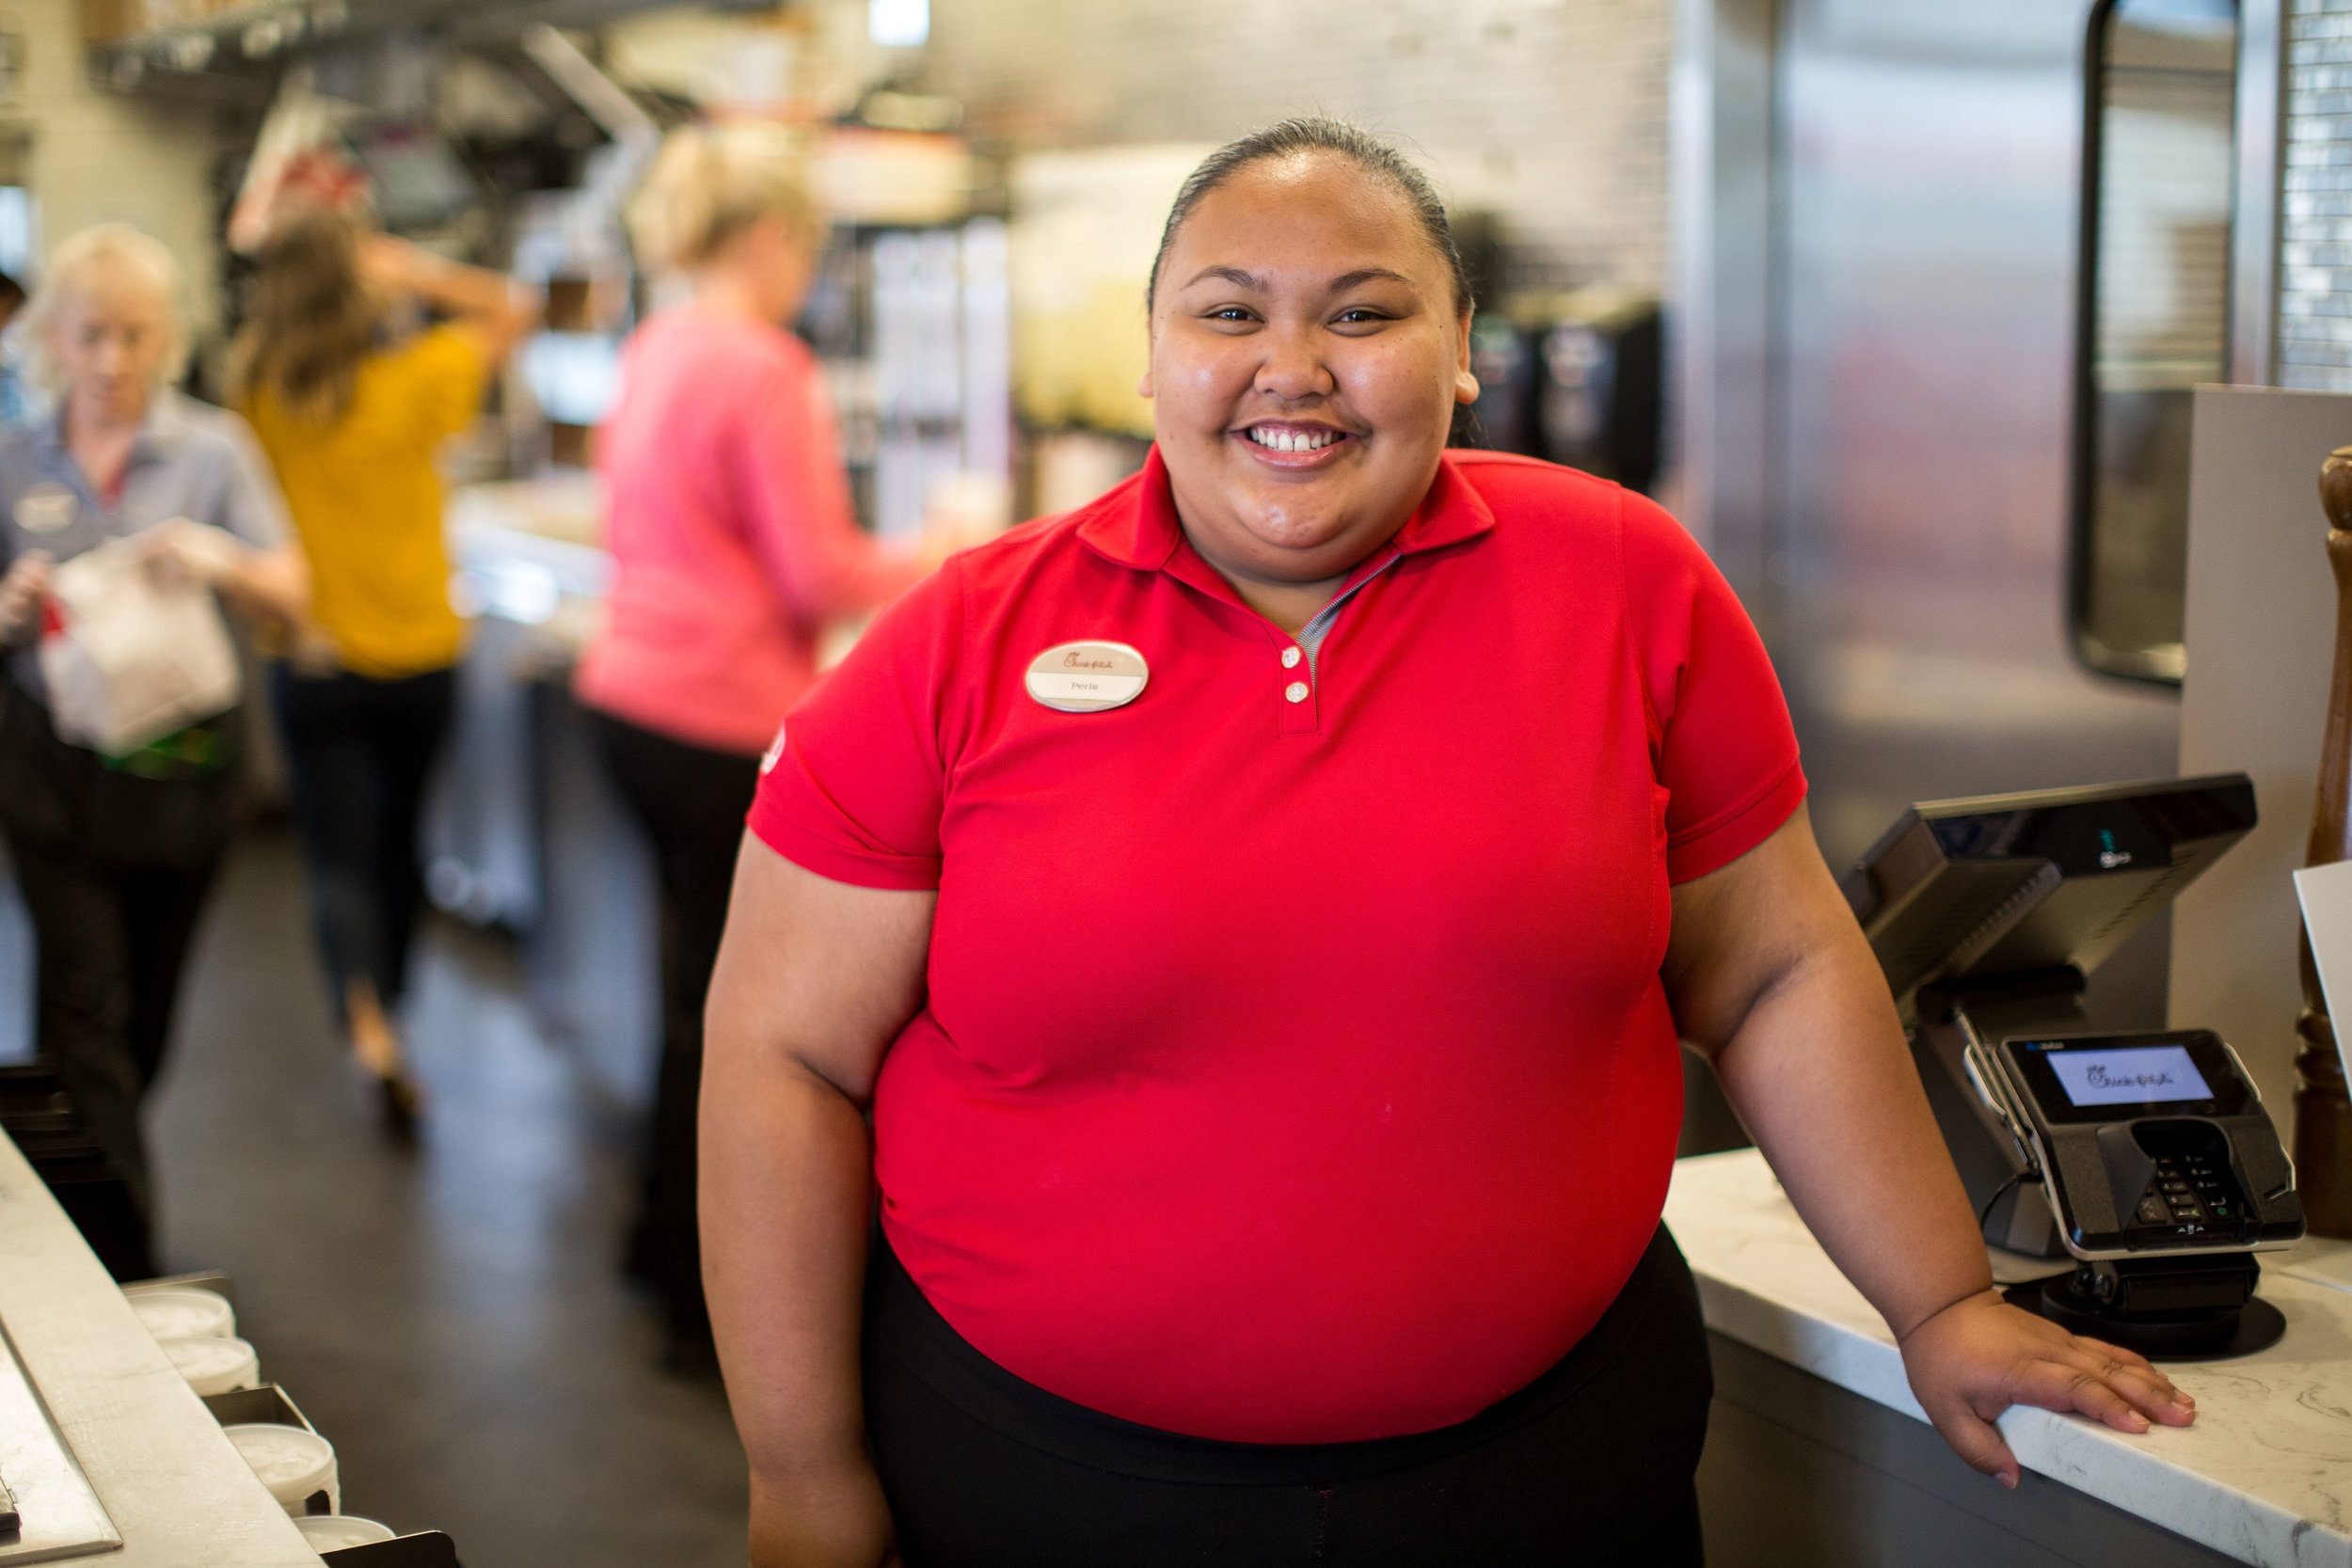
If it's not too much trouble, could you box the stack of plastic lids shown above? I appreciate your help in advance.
[126,1284,258,1394]
[160,1334,261,1396]
[223,1424,339,1517]
[126,1286,236,1342]
[294,1515,396,1549]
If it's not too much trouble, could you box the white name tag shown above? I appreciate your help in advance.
[14,483,75,535]
[1026,641,1148,713]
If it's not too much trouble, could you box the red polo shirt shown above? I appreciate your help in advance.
[749,449,1804,1444]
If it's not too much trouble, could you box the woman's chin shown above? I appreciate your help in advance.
[1230,506,1367,563]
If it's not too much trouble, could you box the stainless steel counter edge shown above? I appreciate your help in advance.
[0,1131,321,1565]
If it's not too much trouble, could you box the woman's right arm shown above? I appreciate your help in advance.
[703,836,936,1568]
[0,551,50,646]
[358,235,540,363]
[734,360,928,627]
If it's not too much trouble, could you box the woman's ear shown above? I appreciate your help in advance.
[1137,303,1157,398]
[1454,309,1479,404]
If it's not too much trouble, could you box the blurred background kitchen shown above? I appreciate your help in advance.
[0,0,2311,1560]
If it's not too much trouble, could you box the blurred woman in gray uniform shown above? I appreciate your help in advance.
[0,224,306,1276]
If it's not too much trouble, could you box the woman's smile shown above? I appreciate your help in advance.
[1236,419,1358,467]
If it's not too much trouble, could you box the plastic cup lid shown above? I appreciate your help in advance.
[223,1423,336,1499]
[294,1514,396,1549]
[125,1286,235,1341]
[161,1335,259,1395]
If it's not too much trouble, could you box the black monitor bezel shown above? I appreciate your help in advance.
[1847,772,2255,1012]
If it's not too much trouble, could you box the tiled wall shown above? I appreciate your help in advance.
[19,6,234,328]
[924,0,1675,292]
[2281,0,2352,388]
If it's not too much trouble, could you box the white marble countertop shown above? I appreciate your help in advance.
[0,1130,321,1565]
[1665,1148,2352,1568]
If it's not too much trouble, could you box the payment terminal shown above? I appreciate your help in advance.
[1843,774,2304,1356]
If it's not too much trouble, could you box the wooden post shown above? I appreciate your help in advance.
[2296,446,2352,1237]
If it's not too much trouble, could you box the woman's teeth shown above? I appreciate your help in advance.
[1248,427,1342,452]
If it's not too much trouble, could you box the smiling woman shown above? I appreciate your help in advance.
[1140,121,1477,634]
[698,120,2195,1568]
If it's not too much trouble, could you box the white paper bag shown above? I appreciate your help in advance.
[38,531,242,756]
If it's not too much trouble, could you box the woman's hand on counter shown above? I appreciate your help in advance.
[1897,1287,2195,1488]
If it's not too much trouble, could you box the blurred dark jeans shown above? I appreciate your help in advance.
[591,708,761,1356]
[0,683,241,1275]
[272,664,455,1018]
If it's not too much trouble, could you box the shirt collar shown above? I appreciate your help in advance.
[1076,445,1499,576]
[36,389,183,467]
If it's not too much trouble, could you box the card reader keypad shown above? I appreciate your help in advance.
[2131,1153,2240,1232]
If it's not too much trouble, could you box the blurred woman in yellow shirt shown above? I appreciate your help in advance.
[233,211,534,1134]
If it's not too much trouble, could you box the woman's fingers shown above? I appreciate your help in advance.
[2053,1343,2195,1424]
[1898,1295,2202,1489]
[1926,1401,2021,1489]
[2015,1354,2153,1433]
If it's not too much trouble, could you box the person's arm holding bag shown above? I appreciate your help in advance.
[134,413,308,625]
[0,549,50,644]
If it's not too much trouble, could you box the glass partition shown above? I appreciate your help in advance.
[2071,0,2239,684]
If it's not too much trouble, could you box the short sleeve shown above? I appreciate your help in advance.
[745,558,962,890]
[212,409,292,550]
[1619,494,1807,883]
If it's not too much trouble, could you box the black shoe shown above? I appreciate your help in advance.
[375,1071,422,1146]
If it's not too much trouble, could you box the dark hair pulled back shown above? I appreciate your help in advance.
[1146,119,1473,319]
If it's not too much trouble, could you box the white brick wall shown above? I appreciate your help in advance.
[2280,0,2352,388]
[18,8,236,331]
[924,0,1674,293]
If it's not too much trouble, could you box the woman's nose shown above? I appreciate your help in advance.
[1253,326,1335,401]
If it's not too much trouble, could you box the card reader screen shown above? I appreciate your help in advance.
[2046,1045,2213,1107]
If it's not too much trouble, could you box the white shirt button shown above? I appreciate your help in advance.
[1281,646,1302,669]
[1284,681,1310,704]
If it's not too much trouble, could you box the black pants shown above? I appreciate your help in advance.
[0,685,241,1275]
[593,711,762,1350]
[865,1226,1713,1567]
[272,665,455,1016]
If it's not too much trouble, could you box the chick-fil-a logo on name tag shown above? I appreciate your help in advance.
[1025,641,1148,713]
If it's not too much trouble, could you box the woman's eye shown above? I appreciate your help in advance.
[1206,307,1256,323]
[1333,309,1391,325]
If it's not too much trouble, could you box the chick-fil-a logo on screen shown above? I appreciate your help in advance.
[2047,1045,2212,1108]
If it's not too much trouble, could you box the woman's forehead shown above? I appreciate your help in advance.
[56,263,170,321]
[1170,157,1438,284]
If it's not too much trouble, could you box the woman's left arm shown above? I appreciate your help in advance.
[213,541,309,623]
[139,518,309,624]
[135,418,310,625]
[1666,806,2197,1487]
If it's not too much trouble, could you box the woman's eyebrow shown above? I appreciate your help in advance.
[1184,265,1263,291]
[1179,264,1417,293]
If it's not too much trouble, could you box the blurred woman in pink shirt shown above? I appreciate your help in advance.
[578,124,923,1365]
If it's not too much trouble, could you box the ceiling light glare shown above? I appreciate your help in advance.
[870,0,929,49]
